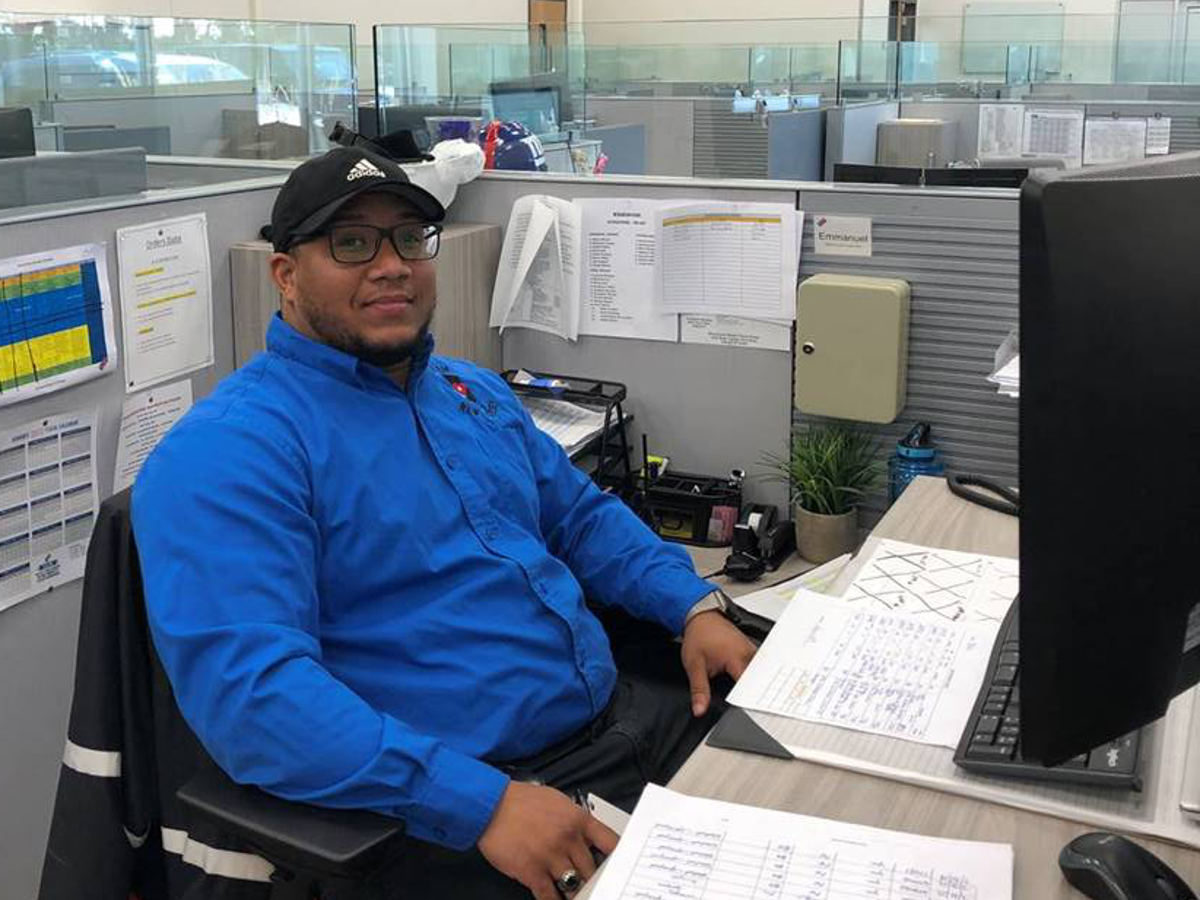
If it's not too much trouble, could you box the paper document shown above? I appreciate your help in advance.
[655,202,798,320]
[1084,118,1147,166]
[0,409,98,613]
[728,589,997,747]
[0,243,118,409]
[587,784,1014,900]
[113,380,193,493]
[732,553,852,622]
[1146,117,1172,155]
[1022,108,1085,167]
[577,198,677,342]
[841,539,1019,628]
[679,314,791,351]
[117,213,215,392]
[988,354,1020,397]
[746,686,1200,852]
[490,195,581,340]
[978,103,1024,160]
[521,396,608,456]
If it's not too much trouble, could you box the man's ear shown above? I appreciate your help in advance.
[269,251,299,301]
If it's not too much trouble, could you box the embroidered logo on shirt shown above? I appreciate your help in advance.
[346,159,385,181]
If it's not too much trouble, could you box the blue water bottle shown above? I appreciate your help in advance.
[888,422,945,504]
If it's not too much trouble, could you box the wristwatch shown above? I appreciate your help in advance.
[685,588,735,626]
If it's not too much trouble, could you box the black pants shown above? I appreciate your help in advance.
[387,667,726,900]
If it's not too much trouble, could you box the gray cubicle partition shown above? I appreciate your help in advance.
[586,97,696,177]
[449,172,1022,520]
[43,92,258,157]
[796,183,1020,522]
[0,172,285,900]
[824,100,900,180]
[0,148,148,210]
[768,109,826,182]
[582,123,647,175]
[446,172,800,510]
[898,98,1200,163]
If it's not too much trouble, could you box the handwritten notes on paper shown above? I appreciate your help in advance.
[728,589,996,747]
[588,784,1013,900]
[842,539,1019,627]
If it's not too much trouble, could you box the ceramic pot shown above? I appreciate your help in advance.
[794,506,857,563]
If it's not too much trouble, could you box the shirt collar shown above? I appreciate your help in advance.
[266,314,435,390]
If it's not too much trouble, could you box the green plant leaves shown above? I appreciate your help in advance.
[758,423,882,516]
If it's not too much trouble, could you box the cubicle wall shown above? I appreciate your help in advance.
[796,183,1020,522]
[0,178,284,900]
[43,93,258,157]
[1,165,1025,899]
[449,173,1021,522]
[824,100,900,179]
[447,173,801,511]
[580,97,826,180]
[448,173,1022,520]
[898,97,1200,161]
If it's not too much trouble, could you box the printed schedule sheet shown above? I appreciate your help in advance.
[589,784,1013,900]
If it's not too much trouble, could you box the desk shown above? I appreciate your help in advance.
[580,476,1200,898]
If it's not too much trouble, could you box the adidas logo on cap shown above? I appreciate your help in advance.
[346,158,386,181]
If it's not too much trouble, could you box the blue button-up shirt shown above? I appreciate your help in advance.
[133,316,714,850]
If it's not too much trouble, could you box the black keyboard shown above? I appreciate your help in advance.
[953,599,1143,790]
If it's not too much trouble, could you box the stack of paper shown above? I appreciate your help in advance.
[588,784,1013,900]
[489,195,802,348]
[727,539,1020,749]
[521,396,609,458]
[988,354,1020,398]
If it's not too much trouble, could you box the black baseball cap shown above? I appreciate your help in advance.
[266,146,445,252]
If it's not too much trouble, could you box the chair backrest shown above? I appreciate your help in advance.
[40,489,405,900]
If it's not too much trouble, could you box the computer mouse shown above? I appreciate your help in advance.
[1059,832,1196,900]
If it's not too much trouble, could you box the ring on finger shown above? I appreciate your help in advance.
[555,867,582,894]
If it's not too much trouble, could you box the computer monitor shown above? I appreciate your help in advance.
[489,85,559,136]
[0,107,36,159]
[1018,151,1200,766]
[490,71,573,125]
[924,167,1030,189]
[832,163,922,185]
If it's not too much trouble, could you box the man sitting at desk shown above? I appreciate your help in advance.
[133,147,756,900]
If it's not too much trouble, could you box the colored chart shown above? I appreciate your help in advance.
[0,244,116,407]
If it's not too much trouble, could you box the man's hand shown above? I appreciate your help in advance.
[681,610,758,717]
[477,781,619,900]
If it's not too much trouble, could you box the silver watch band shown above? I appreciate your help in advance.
[685,588,731,626]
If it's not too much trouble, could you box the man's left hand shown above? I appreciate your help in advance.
[680,611,757,717]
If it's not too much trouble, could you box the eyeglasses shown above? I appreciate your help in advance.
[303,222,443,264]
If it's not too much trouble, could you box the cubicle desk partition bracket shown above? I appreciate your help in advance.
[501,370,634,497]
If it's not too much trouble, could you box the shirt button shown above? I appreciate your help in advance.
[445,457,457,470]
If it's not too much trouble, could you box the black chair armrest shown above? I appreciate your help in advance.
[176,761,406,882]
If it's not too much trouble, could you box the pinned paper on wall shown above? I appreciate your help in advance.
[117,213,215,392]
[0,409,98,613]
[0,243,118,409]
[1146,116,1172,155]
[1083,118,1147,166]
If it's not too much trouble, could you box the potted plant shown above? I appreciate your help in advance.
[760,423,882,563]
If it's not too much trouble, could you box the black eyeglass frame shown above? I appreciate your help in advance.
[290,222,444,264]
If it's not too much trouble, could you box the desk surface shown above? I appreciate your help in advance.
[580,476,1200,898]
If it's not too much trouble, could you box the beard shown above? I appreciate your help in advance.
[296,294,434,369]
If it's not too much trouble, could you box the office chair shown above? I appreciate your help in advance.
[39,489,407,900]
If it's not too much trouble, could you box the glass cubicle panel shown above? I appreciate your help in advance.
[837,40,898,102]
[0,12,355,160]
[368,13,1200,183]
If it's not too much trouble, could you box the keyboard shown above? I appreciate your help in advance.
[953,599,1143,790]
